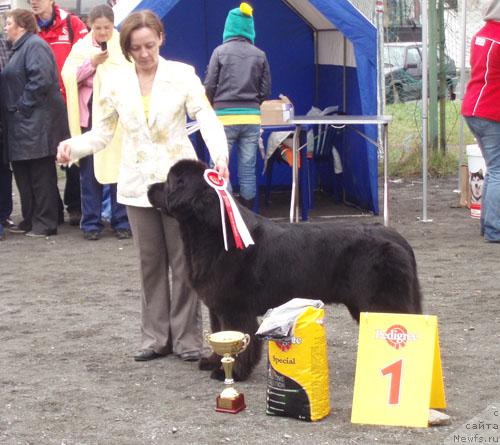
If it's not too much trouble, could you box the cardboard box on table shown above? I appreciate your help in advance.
[260,95,294,126]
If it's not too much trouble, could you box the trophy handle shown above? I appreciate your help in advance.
[239,334,251,354]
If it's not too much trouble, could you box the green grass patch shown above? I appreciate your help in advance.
[384,100,476,177]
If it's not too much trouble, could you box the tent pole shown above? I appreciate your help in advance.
[376,1,386,223]
[315,30,319,106]
[375,0,385,167]
[343,36,347,112]
[376,1,385,118]
[457,0,467,193]
[421,0,431,222]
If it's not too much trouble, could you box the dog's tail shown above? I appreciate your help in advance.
[372,241,423,316]
[411,274,423,314]
[393,234,423,314]
[406,245,423,314]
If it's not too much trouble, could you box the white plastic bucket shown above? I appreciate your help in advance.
[466,144,487,219]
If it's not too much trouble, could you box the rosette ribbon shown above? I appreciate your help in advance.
[203,169,255,251]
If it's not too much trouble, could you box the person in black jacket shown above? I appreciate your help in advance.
[204,2,271,210]
[0,33,13,240]
[0,9,68,237]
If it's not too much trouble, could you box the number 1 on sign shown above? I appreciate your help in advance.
[381,359,403,405]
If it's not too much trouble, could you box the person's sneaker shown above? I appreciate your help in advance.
[115,229,132,240]
[25,229,56,238]
[83,231,101,241]
[25,231,47,238]
[9,224,30,234]
[1,218,15,228]
[68,210,81,226]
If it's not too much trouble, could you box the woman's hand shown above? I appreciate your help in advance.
[91,50,109,68]
[214,157,229,182]
[57,141,72,165]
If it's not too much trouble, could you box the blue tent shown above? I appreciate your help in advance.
[114,0,379,214]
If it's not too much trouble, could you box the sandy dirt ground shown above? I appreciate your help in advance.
[1,175,499,445]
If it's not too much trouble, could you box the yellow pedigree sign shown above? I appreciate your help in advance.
[351,312,446,427]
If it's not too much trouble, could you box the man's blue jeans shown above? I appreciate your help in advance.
[224,124,260,200]
[79,155,129,233]
[465,116,500,242]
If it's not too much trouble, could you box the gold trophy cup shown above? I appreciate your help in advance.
[206,330,250,414]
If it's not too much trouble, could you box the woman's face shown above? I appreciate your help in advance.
[4,16,23,43]
[129,26,162,72]
[91,16,114,44]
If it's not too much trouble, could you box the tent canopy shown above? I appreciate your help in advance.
[114,0,379,214]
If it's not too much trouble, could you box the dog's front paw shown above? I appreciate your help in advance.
[210,368,225,381]
[232,366,250,382]
[199,353,219,371]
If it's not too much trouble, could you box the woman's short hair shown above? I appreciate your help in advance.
[119,10,164,62]
[7,9,37,34]
[88,4,114,25]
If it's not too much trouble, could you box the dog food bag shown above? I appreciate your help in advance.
[256,299,330,421]
[256,298,324,340]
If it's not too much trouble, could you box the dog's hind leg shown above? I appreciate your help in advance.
[410,277,423,314]
[371,266,423,316]
[345,304,361,323]
[362,243,423,316]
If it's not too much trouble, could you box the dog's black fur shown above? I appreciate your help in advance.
[148,159,422,381]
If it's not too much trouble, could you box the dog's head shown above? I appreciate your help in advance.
[148,159,221,227]
[470,169,484,201]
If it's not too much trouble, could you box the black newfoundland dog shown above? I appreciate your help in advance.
[148,159,422,381]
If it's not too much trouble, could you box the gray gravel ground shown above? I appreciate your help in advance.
[1,175,499,444]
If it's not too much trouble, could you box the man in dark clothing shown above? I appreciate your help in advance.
[204,2,271,210]
[0,33,13,239]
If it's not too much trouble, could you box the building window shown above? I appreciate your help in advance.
[58,0,107,17]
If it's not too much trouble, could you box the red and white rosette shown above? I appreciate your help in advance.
[203,169,255,251]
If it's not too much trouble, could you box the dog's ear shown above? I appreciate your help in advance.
[162,159,223,229]
[190,186,221,228]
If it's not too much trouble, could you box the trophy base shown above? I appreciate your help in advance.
[215,393,246,414]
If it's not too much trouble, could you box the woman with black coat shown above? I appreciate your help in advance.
[0,9,68,237]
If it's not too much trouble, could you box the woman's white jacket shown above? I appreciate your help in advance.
[68,57,228,207]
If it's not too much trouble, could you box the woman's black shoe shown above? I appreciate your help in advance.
[134,350,164,361]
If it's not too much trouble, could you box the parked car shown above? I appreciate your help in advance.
[384,42,458,104]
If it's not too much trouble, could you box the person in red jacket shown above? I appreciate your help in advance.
[30,0,88,226]
[461,1,500,243]
[31,0,88,100]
